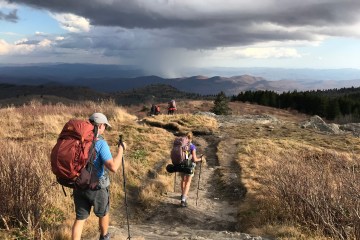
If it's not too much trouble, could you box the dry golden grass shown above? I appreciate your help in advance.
[0,99,220,238]
[142,113,218,134]
[0,99,178,238]
[125,99,307,121]
[108,101,360,239]
[219,119,360,239]
[124,100,216,118]
[2,98,359,239]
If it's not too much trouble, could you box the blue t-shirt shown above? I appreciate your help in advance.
[93,138,112,178]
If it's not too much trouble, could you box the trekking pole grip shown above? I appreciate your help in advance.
[118,134,125,150]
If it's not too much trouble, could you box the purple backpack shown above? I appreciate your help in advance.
[170,137,190,165]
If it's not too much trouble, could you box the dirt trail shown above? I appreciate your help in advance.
[88,117,270,240]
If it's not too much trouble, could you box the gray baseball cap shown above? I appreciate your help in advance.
[89,112,112,128]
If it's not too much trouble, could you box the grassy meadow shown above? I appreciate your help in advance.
[0,99,218,239]
[219,118,360,239]
[1,98,360,239]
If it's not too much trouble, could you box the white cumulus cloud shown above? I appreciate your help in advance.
[0,37,53,55]
[38,39,52,47]
[236,47,302,59]
[0,39,10,54]
[0,0,17,8]
[51,13,90,33]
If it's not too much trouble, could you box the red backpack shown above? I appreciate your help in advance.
[170,137,190,165]
[51,119,98,189]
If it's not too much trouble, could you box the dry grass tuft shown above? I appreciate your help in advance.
[0,141,55,239]
[263,151,360,239]
[228,120,360,239]
[142,113,218,134]
[138,175,173,208]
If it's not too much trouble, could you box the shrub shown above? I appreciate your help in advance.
[0,141,52,238]
[264,151,360,239]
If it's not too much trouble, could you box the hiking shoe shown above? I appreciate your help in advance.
[180,200,187,207]
[99,233,110,240]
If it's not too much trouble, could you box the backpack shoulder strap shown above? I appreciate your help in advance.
[88,126,99,164]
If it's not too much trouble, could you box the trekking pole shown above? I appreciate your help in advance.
[174,172,176,192]
[118,135,131,240]
[196,155,203,206]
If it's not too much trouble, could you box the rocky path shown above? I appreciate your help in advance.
[88,115,272,240]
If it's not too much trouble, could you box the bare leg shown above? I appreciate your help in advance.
[182,175,193,198]
[72,219,86,240]
[181,175,185,195]
[99,213,109,237]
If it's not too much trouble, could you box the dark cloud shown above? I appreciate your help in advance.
[50,23,319,55]
[15,39,40,45]
[267,2,360,27]
[6,1,360,28]
[6,1,360,50]
[4,0,360,74]
[0,9,18,22]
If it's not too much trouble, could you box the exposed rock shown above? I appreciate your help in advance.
[301,115,360,136]
[301,115,342,134]
[195,111,217,117]
[340,123,360,137]
[220,114,278,125]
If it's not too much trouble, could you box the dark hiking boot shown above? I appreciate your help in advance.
[99,233,110,240]
[180,200,187,207]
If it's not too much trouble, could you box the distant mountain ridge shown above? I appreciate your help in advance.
[68,75,360,95]
[0,64,360,95]
[0,83,207,106]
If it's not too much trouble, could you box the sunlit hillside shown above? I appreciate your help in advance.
[1,98,359,240]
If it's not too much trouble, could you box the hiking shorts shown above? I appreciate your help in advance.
[73,187,110,220]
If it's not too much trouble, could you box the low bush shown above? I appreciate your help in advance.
[0,141,52,239]
[264,151,360,239]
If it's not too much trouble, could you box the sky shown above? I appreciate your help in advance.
[1,0,360,77]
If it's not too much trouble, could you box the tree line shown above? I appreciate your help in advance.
[232,87,360,122]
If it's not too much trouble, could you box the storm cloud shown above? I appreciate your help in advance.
[6,0,360,48]
[0,9,17,22]
[3,0,360,76]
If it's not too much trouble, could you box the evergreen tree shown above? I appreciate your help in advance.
[233,86,360,122]
[211,91,231,115]
[326,99,341,120]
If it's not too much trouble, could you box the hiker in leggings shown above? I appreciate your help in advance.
[180,132,203,207]
[72,113,127,240]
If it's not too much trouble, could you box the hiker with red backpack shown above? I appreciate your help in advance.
[168,99,177,115]
[149,104,161,116]
[74,113,127,240]
[178,132,203,207]
[155,105,161,115]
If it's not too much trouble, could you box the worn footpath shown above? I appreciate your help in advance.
[88,115,273,240]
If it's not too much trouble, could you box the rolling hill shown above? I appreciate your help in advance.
[1,64,360,95]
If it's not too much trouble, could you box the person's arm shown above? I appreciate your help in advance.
[191,148,203,162]
[104,142,126,172]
